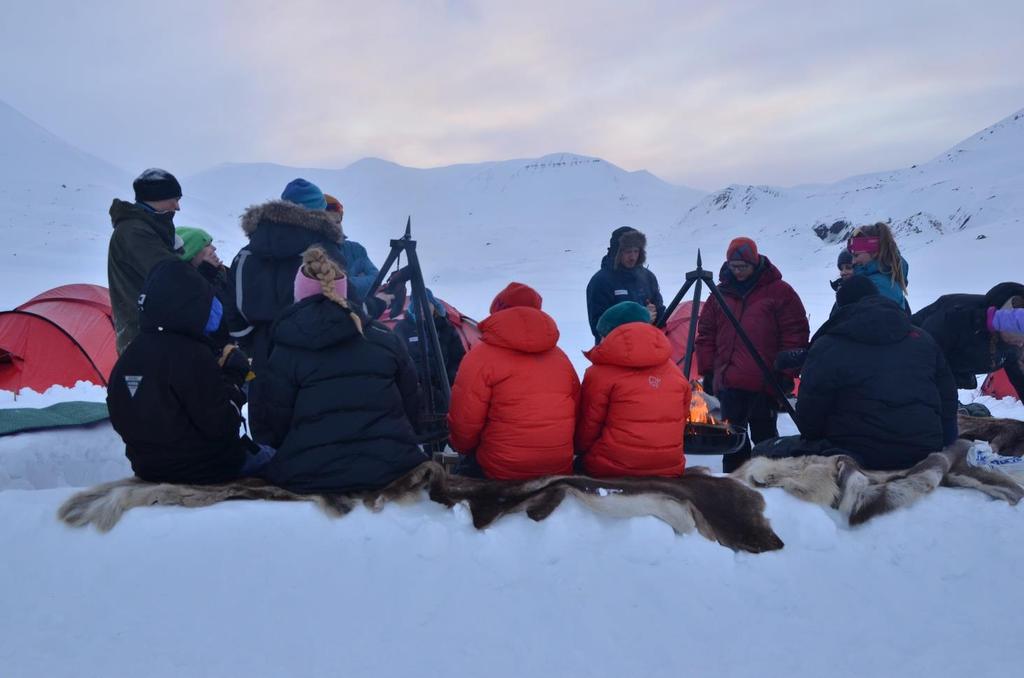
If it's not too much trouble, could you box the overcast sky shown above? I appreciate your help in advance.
[1,0,1021,189]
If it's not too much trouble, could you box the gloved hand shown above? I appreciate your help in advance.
[384,266,413,292]
[775,348,808,371]
[219,345,252,387]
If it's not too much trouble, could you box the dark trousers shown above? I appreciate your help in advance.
[718,388,778,473]
[752,435,866,467]
[453,453,487,479]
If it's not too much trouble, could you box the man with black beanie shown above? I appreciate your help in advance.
[107,168,185,354]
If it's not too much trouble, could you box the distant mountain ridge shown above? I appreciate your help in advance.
[677,108,1024,245]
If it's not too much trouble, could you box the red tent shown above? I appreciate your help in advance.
[663,301,704,380]
[981,370,1018,400]
[0,284,117,393]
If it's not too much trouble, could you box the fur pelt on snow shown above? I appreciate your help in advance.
[57,462,784,554]
[733,439,1024,526]
[957,414,1024,456]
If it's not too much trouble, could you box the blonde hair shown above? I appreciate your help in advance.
[852,222,907,294]
[299,246,363,334]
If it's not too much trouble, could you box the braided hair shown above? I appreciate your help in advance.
[299,245,363,335]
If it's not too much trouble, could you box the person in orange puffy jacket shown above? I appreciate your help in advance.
[447,282,580,480]
[576,302,691,477]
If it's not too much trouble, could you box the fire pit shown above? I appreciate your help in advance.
[684,421,747,456]
[684,382,748,456]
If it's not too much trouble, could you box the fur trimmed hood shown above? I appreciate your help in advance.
[239,200,343,243]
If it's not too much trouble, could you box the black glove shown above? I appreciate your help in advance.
[774,348,808,371]
[220,346,252,387]
[384,266,413,293]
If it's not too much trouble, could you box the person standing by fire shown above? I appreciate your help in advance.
[695,237,809,473]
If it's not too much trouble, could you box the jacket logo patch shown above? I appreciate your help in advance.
[408,336,419,342]
[648,376,661,389]
[124,375,143,398]
[614,289,628,295]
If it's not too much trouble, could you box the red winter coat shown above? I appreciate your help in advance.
[447,306,580,480]
[695,258,809,394]
[576,323,691,477]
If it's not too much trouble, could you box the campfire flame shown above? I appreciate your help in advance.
[688,380,718,425]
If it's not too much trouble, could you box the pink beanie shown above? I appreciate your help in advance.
[294,268,348,302]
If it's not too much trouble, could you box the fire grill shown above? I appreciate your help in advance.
[684,421,747,456]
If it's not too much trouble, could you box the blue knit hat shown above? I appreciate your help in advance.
[596,301,650,338]
[281,178,327,211]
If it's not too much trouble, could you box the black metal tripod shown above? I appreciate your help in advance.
[367,218,451,427]
[656,250,800,425]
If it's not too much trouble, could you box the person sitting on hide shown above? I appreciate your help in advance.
[176,226,232,350]
[448,283,580,480]
[107,259,272,484]
[576,302,691,478]
[763,276,958,470]
[254,246,426,494]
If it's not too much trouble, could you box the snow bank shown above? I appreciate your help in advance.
[0,481,1020,678]
[0,381,107,409]
[0,423,128,491]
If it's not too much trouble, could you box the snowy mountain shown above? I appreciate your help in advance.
[1,98,1022,361]
[678,108,1024,244]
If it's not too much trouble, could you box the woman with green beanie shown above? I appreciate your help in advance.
[576,301,691,478]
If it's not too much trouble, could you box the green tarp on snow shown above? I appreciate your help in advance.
[0,401,109,437]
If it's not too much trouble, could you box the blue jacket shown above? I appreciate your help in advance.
[341,239,379,302]
[855,257,909,309]
[586,256,664,343]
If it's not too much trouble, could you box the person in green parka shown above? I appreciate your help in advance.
[107,169,185,354]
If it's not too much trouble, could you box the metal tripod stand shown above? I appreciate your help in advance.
[367,218,451,437]
[656,251,800,425]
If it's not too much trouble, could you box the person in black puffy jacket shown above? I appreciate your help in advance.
[912,282,1024,397]
[107,259,270,484]
[791,277,959,470]
[252,246,427,494]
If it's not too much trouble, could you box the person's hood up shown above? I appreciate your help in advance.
[240,200,344,256]
[600,226,646,270]
[272,296,363,351]
[985,282,1024,309]
[138,259,213,338]
[479,306,560,354]
[818,294,913,345]
[584,322,671,368]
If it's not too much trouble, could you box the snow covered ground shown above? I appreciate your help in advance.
[2,100,1024,676]
[1,454,1021,678]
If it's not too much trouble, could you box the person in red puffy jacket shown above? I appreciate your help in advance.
[576,302,691,478]
[447,283,580,480]
[696,237,809,472]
